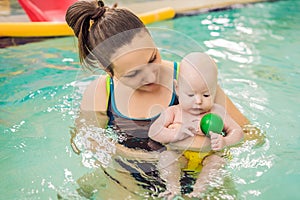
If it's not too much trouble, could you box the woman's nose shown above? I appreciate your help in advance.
[145,73,156,83]
[143,68,157,84]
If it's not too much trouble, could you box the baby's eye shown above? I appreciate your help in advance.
[187,94,194,97]
[203,94,210,97]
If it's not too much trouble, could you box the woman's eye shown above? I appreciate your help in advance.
[203,94,210,97]
[124,71,138,78]
[188,94,194,97]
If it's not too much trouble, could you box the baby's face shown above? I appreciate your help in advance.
[176,62,216,116]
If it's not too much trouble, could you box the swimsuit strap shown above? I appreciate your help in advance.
[105,74,111,110]
[169,61,180,106]
[174,61,180,80]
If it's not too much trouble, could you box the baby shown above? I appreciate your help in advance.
[149,52,244,199]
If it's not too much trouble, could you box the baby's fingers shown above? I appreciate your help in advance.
[210,132,225,150]
[185,130,195,137]
[210,132,219,139]
[187,127,198,136]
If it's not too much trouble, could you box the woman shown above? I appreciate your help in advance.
[65,0,249,198]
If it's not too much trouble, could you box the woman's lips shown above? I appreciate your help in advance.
[140,83,158,91]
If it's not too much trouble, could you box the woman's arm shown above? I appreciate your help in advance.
[75,75,109,132]
[81,75,108,113]
[222,112,244,146]
[214,87,266,146]
[71,76,109,154]
[215,85,249,126]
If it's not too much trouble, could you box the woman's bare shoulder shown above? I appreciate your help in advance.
[162,59,175,67]
[80,75,108,111]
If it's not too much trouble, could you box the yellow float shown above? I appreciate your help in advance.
[0,7,175,37]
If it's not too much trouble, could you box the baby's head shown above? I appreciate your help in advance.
[176,52,218,114]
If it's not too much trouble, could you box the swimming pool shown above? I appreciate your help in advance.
[1,0,299,199]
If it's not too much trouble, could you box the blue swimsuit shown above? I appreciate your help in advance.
[106,62,179,151]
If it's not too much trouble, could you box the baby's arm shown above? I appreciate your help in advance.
[210,105,244,151]
[149,106,193,143]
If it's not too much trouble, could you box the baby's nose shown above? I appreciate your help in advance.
[195,95,202,104]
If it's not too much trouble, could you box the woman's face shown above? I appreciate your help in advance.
[111,33,162,92]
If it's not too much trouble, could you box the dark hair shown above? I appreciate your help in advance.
[65,0,148,74]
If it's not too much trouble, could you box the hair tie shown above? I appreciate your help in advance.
[90,1,117,23]
[98,0,104,7]
[90,1,106,20]
[91,6,106,20]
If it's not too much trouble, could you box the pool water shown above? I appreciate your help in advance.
[1,0,300,199]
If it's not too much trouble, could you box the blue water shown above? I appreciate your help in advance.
[1,0,300,199]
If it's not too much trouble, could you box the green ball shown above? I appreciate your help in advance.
[200,113,224,137]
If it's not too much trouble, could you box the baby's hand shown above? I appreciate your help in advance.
[181,124,197,137]
[167,123,195,141]
[168,123,181,130]
[195,128,205,136]
[175,124,196,141]
[210,132,226,151]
